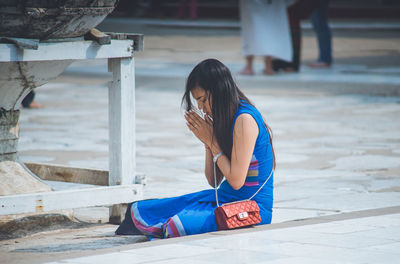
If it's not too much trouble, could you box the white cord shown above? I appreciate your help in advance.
[212,115,275,206]
[213,159,220,207]
[213,160,274,206]
[213,152,223,163]
[247,166,274,201]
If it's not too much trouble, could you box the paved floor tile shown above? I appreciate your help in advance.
[257,256,352,264]
[294,230,395,249]
[361,241,400,255]
[123,244,226,261]
[304,221,378,234]
[359,226,400,241]
[337,214,400,228]
[247,241,399,263]
[58,252,145,264]
[145,259,214,264]
[184,249,291,264]
[183,234,282,250]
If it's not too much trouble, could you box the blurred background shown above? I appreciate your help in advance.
[92,0,400,68]
[111,0,400,19]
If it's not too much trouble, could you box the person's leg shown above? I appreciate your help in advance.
[290,12,301,71]
[264,56,274,75]
[115,203,143,235]
[177,0,186,18]
[189,0,197,19]
[310,0,332,66]
[22,91,35,108]
[272,4,297,72]
[272,0,314,72]
[239,55,254,75]
[22,91,43,109]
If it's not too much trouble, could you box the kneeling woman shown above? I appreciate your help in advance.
[116,59,275,238]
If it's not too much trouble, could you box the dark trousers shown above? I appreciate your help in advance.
[22,91,35,108]
[311,0,332,64]
[272,0,320,71]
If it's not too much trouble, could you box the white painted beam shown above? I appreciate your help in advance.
[0,40,133,62]
[0,185,142,215]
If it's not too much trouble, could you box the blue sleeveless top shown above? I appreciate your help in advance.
[218,100,274,205]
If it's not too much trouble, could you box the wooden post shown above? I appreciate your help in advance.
[108,57,136,224]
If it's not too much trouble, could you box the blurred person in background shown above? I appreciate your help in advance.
[308,0,332,68]
[177,0,198,19]
[272,0,332,72]
[239,0,292,75]
[22,91,43,109]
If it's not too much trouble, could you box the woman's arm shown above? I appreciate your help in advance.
[185,111,257,190]
[210,114,258,190]
[185,112,224,187]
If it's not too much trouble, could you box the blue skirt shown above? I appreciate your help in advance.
[116,184,273,238]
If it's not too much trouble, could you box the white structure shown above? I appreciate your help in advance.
[0,36,144,222]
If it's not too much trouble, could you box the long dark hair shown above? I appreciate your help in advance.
[182,59,275,166]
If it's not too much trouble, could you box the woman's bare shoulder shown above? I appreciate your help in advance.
[234,113,258,135]
[235,113,257,125]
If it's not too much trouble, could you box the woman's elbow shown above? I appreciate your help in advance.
[230,180,245,190]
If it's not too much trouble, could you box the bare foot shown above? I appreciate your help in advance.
[308,62,331,69]
[263,68,275,76]
[238,68,254,75]
[282,67,297,73]
[28,101,44,109]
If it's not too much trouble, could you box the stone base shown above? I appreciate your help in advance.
[0,160,51,196]
[0,108,51,196]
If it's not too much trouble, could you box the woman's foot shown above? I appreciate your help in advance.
[238,67,254,75]
[308,62,331,68]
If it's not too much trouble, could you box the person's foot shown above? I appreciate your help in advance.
[282,67,297,73]
[238,68,254,75]
[27,101,43,109]
[308,62,331,69]
[263,68,275,76]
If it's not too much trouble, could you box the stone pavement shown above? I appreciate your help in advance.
[44,208,400,264]
[17,60,400,224]
[1,20,399,263]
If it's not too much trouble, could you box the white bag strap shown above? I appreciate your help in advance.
[213,159,274,207]
[213,112,275,207]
